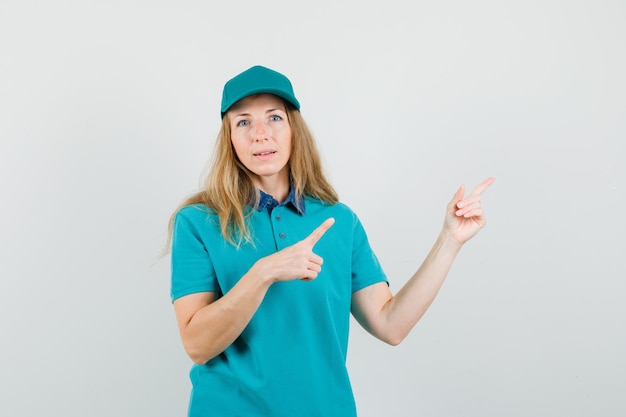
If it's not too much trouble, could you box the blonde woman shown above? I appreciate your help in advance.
[167,65,494,417]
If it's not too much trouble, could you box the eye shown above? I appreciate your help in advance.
[236,119,249,127]
[269,115,282,122]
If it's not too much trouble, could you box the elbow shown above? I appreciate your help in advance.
[385,334,406,347]
[182,338,216,365]
[179,320,227,365]
[382,328,409,346]
[367,321,409,346]
[386,338,402,347]
[190,355,210,366]
[187,346,214,365]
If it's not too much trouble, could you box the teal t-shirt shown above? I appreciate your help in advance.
[171,198,387,417]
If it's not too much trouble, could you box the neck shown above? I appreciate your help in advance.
[254,170,290,203]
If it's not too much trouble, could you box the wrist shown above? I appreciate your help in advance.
[438,229,464,252]
[248,260,276,288]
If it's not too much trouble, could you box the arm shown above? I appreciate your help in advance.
[173,218,335,364]
[173,271,271,365]
[351,177,495,346]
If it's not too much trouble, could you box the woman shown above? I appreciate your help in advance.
[167,65,494,416]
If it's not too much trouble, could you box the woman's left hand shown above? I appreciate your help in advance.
[443,177,495,245]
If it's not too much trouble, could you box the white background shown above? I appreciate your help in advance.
[1,1,624,416]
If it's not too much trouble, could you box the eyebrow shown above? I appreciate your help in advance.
[231,108,285,118]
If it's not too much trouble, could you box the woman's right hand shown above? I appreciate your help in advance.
[253,217,335,283]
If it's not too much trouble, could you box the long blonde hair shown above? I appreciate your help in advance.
[163,104,338,252]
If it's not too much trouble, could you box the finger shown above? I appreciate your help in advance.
[469,177,495,197]
[449,184,465,206]
[456,201,481,216]
[460,207,484,218]
[307,261,322,273]
[456,195,481,209]
[300,265,322,281]
[309,254,324,266]
[304,217,335,247]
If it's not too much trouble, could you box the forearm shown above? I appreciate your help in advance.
[180,266,273,364]
[381,231,462,344]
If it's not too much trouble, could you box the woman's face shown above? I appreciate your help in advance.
[228,94,292,186]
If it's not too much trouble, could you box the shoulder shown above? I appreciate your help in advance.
[176,204,215,221]
[173,204,219,231]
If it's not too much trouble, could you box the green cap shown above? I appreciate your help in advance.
[220,65,300,118]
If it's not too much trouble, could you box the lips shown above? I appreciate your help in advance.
[253,150,276,156]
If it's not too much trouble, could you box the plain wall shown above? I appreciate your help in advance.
[1,0,624,416]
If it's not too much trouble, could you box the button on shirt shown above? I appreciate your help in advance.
[257,188,305,242]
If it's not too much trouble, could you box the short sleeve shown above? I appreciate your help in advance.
[350,215,388,293]
[170,207,220,302]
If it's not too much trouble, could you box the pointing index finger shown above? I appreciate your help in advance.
[469,177,496,197]
[304,218,335,247]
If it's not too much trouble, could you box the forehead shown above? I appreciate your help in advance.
[229,93,287,114]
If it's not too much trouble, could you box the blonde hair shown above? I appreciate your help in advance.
[163,104,338,252]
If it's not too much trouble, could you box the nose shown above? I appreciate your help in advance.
[253,121,270,141]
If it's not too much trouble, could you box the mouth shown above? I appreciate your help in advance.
[253,150,276,156]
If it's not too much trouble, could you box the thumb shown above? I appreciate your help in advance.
[450,184,465,207]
